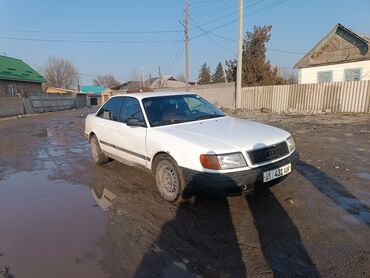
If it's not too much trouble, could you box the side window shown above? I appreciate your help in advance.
[8,85,17,95]
[96,97,123,121]
[121,98,145,124]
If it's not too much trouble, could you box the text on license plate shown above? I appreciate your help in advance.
[263,163,291,182]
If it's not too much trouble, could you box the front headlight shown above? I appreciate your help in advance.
[200,152,247,170]
[286,136,295,152]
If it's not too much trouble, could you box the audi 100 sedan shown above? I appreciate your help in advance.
[85,92,299,202]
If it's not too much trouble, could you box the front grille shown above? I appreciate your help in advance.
[247,141,289,164]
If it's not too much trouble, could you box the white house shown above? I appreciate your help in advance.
[295,24,370,84]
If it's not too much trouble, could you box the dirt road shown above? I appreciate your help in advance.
[0,108,369,277]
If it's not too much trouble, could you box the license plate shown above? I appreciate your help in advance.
[263,163,291,182]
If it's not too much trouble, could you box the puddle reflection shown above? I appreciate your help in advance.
[0,171,107,277]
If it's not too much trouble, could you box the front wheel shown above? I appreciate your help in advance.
[154,155,185,202]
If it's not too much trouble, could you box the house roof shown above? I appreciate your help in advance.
[295,23,370,68]
[45,87,79,94]
[80,85,105,95]
[111,81,142,90]
[0,55,46,83]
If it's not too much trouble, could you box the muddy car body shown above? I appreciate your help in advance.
[85,92,299,202]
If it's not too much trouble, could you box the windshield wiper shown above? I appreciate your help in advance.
[153,119,185,127]
[193,114,223,121]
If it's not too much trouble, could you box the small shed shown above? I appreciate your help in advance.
[80,85,104,105]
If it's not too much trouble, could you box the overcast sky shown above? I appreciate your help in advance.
[1,0,369,85]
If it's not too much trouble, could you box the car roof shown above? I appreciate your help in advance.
[111,91,196,100]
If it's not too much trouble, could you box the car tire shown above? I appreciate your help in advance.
[90,135,109,165]
[154,154,185,203]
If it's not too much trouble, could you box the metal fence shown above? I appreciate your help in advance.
[241,80,370,113]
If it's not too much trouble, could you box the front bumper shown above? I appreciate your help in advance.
[181,151,299,196]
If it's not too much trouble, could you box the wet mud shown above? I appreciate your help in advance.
[0,108,369,277]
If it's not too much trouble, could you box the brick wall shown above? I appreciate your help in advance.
[0,79,42,96]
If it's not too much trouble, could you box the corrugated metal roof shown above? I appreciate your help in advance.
[45,87,79,94]
[0,55,46,83]
[80,85,104,94]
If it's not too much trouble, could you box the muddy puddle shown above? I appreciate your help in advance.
[0,171,107,277]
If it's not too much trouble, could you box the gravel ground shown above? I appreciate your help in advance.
[0,108,369,278]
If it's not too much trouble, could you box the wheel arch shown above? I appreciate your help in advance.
[151,151,177,172]
[88,131,96,143]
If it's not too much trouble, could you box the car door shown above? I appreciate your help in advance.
[94,97,124,157]
[117,97,148,166]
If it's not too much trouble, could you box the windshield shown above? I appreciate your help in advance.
[142,94,225,127]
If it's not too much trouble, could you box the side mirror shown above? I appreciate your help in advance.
[126,118,146,127]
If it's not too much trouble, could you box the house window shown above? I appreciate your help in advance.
[8,85,17,95]
[344,68,361,81]
[317,71,333,83]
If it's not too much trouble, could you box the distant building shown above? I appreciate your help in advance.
[110,81,143,91]
[295,24,370,84]
[80,85,104,105]
[0,55,46,96]
[149,76,187,89]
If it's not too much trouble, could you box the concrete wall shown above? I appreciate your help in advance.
[153,82,235,108]
[0,96,23,117]
[0,79,42,96]
[299,60,370,84]
[23,93,77,114]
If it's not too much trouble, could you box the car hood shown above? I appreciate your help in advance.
[156,116,290,152]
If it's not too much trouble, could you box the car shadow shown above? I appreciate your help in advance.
[246,188,321,277]
[296,160,370,227]
[133,195,247,277]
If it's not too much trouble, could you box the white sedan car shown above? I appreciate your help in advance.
[85,92,299,202]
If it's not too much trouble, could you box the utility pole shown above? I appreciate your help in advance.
[185,0,189,91]
[141,65,144,88]
[235,0,243,109]
[158,65,162,88]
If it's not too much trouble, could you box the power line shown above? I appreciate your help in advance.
[267,48,305,54]
[189,17,236,55]
[163,23,185,75]
[190,2,236,18]
[0,29,181,34]
[190,0,287,39]
[189,0,227,9]
[165,45,185,75]
[0,37,183,44]
[190,0,266,30]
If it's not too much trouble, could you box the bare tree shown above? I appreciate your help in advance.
[44,57,79,89]
[93,74,120,88]
[282,69,298,84]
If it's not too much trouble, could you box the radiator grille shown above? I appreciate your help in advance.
[247,141,289,164]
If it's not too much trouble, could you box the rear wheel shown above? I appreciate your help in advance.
[154,154,185,202]
[90,135,109,165]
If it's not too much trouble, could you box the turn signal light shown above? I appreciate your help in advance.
[200,155,221,170]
